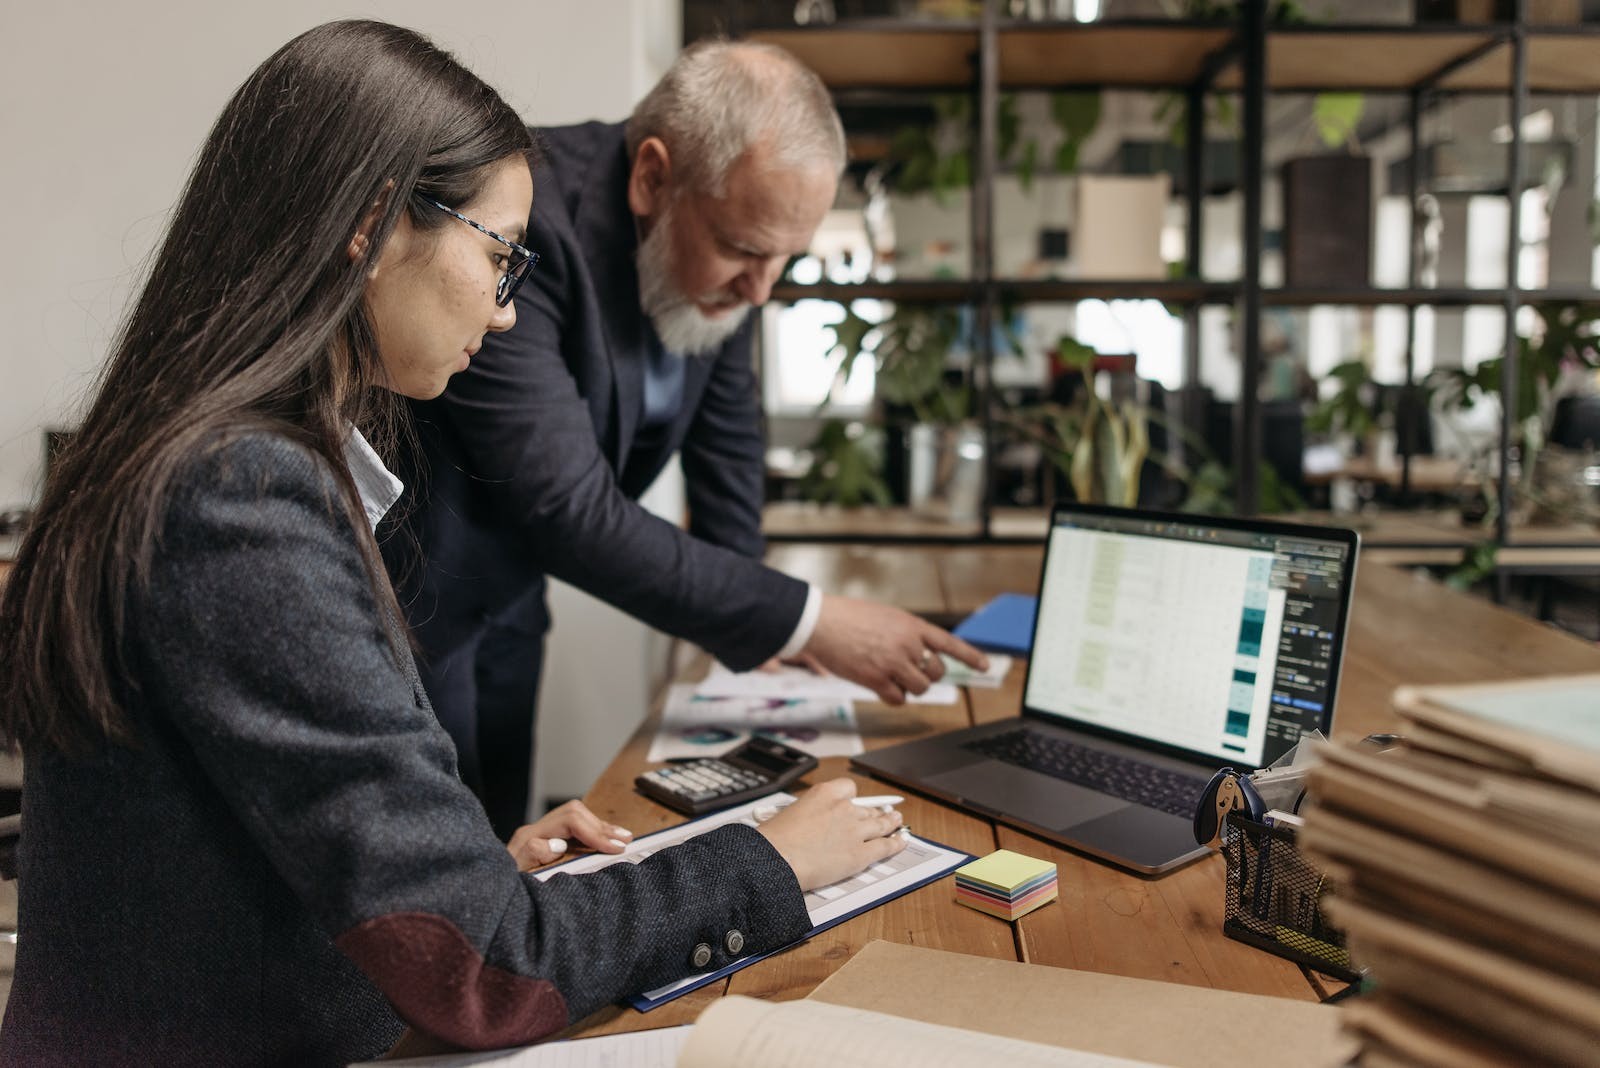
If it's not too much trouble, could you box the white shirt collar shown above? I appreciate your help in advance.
[343,425,404,531]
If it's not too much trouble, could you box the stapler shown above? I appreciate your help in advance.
[1192,768,1266,848]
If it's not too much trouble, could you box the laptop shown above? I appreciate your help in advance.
[853,503,1359,876]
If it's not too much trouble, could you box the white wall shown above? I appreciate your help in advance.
[2,1,684,816]
[0,0,680,506]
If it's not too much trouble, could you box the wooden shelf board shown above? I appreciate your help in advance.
[771,280,978,303]
[1437,34,1600,93]
[997,278,1234,302]
[773,282,1600,308]
[746,27,979,89]
[997,25,1235,89]
[754,22,1600,94]
[1215,30,1500,92]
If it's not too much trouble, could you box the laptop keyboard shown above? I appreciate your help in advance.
[962,728,1208,819]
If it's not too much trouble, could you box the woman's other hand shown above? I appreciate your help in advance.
[505,800,634,871]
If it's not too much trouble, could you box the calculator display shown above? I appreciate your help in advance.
[735,740,800,774]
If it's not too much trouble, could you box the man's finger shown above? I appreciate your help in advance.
[921,628,989,670]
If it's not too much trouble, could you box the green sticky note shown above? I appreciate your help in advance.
[955,849,1056,894]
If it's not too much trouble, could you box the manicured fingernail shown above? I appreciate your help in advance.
[547,838,567,854]
[609,838,626,849]
[614,827,634,839]
[753,805,779,823]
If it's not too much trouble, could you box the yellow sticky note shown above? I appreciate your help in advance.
[955,849,1056,894]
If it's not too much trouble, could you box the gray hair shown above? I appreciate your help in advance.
[625,39,846,197]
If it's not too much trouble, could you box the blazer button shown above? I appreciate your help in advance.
[691,942,713,969]
[724,930,745,955]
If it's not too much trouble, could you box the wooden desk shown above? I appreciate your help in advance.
[1303,455,1472,496]
[563,551,1600,1039]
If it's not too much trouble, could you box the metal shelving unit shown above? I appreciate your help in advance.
[733,2,1600,556]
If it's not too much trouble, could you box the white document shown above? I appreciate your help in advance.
[645,684,861,762]
[680,996,1168,1068]
[359,1024,692,1067]
[697,663,958,706]
[533,795,970,1005]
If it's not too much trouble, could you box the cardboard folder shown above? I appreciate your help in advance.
[807,941,1354,1068]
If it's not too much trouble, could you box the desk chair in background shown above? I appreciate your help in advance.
[1551,395,1600,451]
[1203,397,1308,503]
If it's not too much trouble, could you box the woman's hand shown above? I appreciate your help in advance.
[757,778,906,891]
[505,800,634,872]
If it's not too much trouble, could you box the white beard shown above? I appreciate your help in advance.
[636,202,751,357]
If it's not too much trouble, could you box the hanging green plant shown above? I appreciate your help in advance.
[1050,92,1102,176]
[885,90,1101,202]
[1312,93,1365,150]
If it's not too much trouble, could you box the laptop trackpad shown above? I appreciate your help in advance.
[926,763,1125,831]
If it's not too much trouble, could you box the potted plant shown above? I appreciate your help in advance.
[1427,300,1600,525]
[816,301,989,521]
[1002,337,1165,508]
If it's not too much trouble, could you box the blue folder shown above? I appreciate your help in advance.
[952,593,1037,655]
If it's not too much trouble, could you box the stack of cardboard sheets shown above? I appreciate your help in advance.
[1300,674,1600,1067]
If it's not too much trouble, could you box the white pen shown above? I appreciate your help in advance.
[852,795,905,808]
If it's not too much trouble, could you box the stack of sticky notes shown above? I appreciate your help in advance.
[953,849,1058,921]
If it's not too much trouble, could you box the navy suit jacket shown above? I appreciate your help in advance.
[388,121,807,670]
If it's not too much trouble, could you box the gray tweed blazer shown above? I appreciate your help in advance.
[0,433,810,1067]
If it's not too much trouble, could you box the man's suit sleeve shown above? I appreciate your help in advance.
[678,328,768,559]
[432,213,805,670]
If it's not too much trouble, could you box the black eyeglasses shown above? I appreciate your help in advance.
[422,197,538,307]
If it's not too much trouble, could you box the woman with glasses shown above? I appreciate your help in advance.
[0,21,904,1067]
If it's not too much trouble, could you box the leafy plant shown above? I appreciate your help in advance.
[798,420,893,508]
[1427,300,1600,435]
[1153,91,1236,150]
[1002,338,1156,507]
[1049,92,1102,177]
[822,303,970,425]
[886,91,1102,203]
[1179,458,1307,516]
[1444,541,1498,593]
[1306,359,1380,441]
[1313,93,1365,150]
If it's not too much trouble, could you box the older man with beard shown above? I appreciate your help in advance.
[384,39,987,839]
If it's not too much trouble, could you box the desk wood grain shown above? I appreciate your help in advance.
[557,550,1600,1040]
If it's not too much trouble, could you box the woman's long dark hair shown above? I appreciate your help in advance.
[0,20,532,754]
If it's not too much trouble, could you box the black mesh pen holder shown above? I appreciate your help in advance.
[1221,810,1358,983]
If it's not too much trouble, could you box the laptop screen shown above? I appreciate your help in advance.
[1022,506,1357,770]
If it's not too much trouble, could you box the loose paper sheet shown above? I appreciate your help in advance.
[645,684,861,762]
[697,662,958,705]
[680,996,1164,1068]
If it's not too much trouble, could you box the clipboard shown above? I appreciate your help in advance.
[532,795,973,1011]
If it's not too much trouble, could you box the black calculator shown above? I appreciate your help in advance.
[634,735,819,816]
